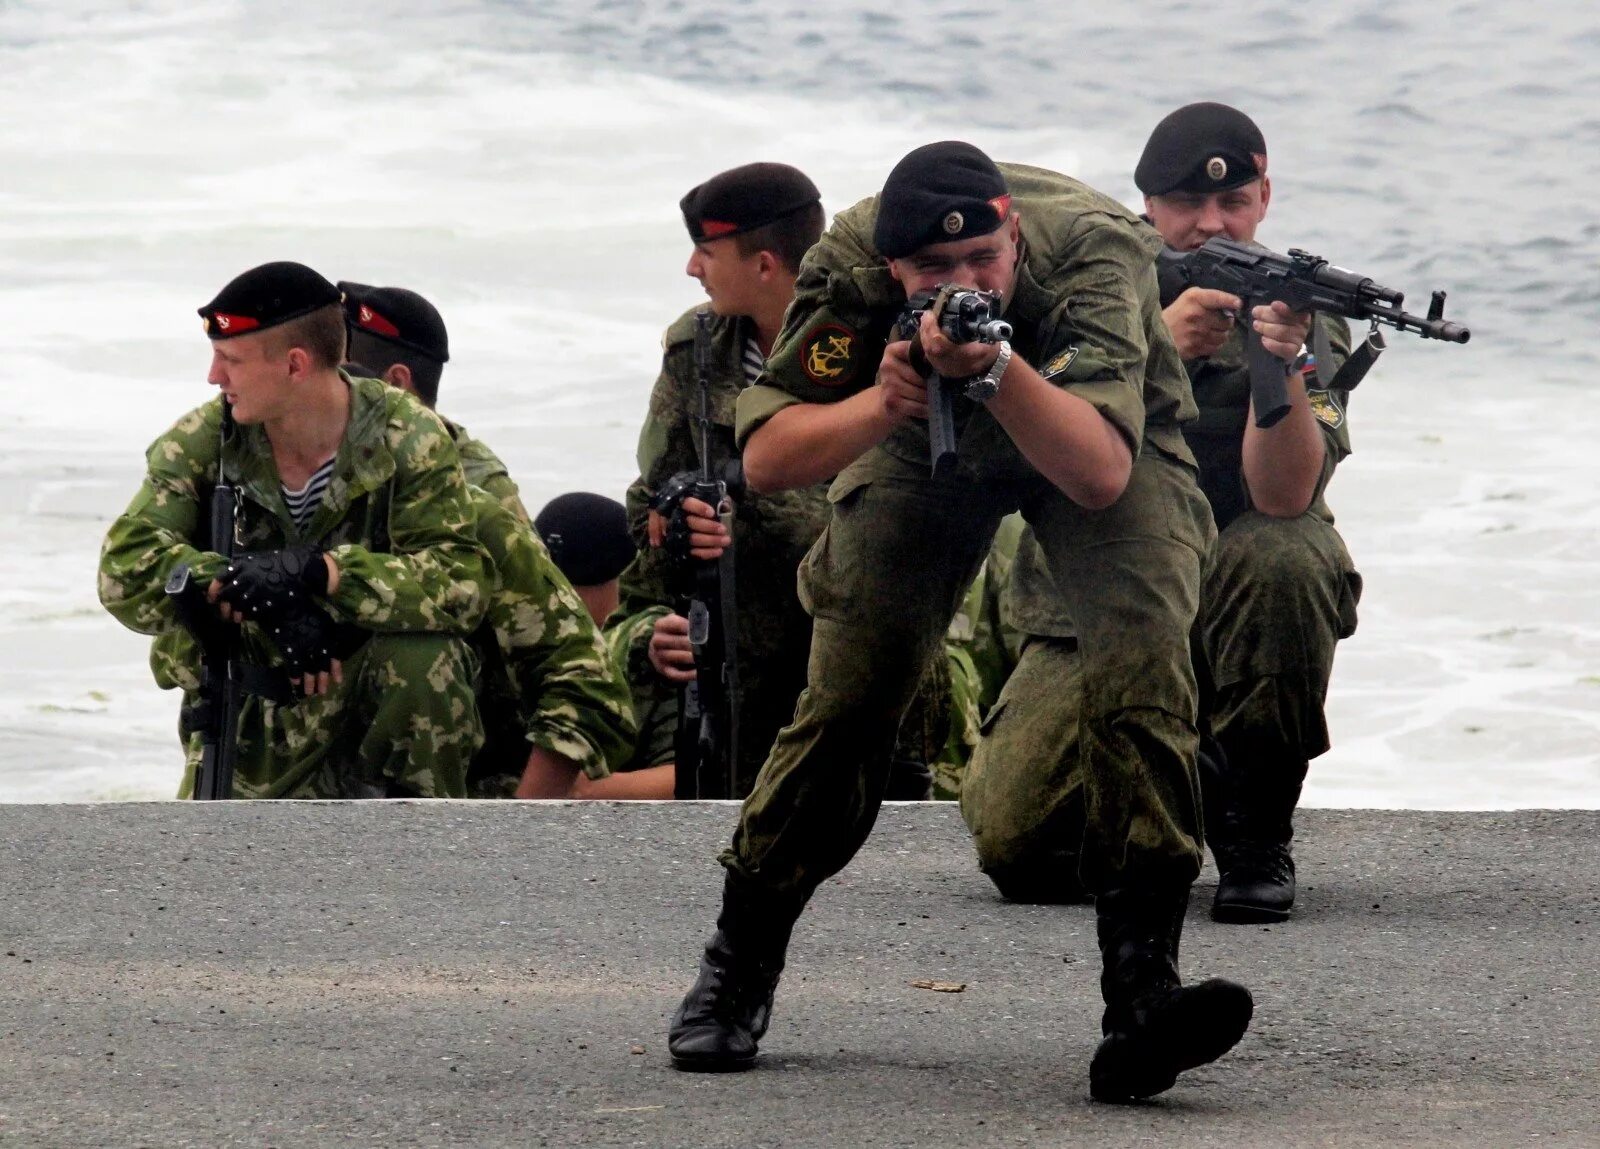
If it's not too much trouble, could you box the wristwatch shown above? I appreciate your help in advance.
[965,340,1012,403]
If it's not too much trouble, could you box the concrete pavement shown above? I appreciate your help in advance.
[0,802,1594,1147]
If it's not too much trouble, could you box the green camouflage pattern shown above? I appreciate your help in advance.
[1185,311,1362,785]
[620,307,832,796]
[176,633,483,799]
[602,602,680,774]
[727,443,1213,898]
[936,513,1025,800]
[713,163,1215,897]
[465,487,637,797]
[991,310,1364,881]
[100,373,491,798]
[445,417,532,527]
[1183,312,1355,531]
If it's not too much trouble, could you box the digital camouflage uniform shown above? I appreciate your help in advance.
[1183,315,1362,818]
[936,512,1024,800]
[100,374,489,799]
[622,307,949,797]
[975,312,1361,892]
[462,483,638,798]
[727,164,1215,900]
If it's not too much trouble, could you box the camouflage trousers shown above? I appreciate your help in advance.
[181,633,483,799]
[723,444,1211,900]
[1200,509,1361,808]
[960,507,1360,899]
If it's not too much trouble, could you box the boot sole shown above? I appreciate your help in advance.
[1211,900,1292,924]
[1090,981,1254,1102]
[669,1048,758,1073]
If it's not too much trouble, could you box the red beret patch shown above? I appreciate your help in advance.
[357,304,401,338]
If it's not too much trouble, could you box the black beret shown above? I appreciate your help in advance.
[534,492,636,587]
[337,282,450,363]
[680,162,821,243]
[873,141,1012,260]
[198,261,341,339]
[1135,102,1268,196]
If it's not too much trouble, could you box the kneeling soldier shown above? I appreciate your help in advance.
[99,261,489,798]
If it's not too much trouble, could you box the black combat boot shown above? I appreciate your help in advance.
[1211,776,1302,924]
[668,872,804,1072]
[1089,887,1253,1103]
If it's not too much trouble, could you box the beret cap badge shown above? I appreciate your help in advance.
[942,210,965,235]
[1206,156,1229,182]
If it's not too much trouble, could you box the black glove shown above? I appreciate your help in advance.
[265,604,339,680]
[217,545,328,622]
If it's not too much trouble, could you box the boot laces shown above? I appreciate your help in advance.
[1227,839,1293,884]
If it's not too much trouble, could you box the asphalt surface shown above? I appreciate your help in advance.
[0,802,1594,1147]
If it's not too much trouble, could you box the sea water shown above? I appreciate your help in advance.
[0,0,1596,804]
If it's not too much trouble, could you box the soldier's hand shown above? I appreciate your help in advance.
[216,545,330,622]
[919,308,999,379]
[1163,287,1241,359]
[877,340,930,423]
[648,612,698,684]
[263,605,342,694]
[1253,301,1313,364]
[681,495,731,560]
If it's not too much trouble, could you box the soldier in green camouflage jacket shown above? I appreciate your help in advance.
[625,163,952,799]
[341,281,531,524]
[99,262,489,799]
[978,105,1364,925]
[338,284,636,797]
[668,144,1254,1102]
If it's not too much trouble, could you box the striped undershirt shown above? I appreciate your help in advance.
[282,457,336,532]
[742,336,764,385]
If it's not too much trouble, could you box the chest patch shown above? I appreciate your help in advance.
[1307,388,1345,429]
[1040,345,1080,381]
[800,324,860,386]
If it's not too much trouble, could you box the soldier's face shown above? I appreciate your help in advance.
[1145,177,1271,251]
[686,236,763,317]
[207,333,291,424]
[887,215,1021,303]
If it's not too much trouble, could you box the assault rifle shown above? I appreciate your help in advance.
[165,406,302,799]
[896,285,1012,478]
[657,311,741,799]
[1157,237,1470,428]
[164,404,253,800]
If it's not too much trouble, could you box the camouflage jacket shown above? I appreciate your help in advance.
[470,488,637,788]
[445,415,532,527]
[734,163,1198,473]
[601,603,678,774]
[624,307,832,611]
[100,373,489,659]
[1178,313,1355,531]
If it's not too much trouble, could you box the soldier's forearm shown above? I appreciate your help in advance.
[1241,377,1326,518]
[743,390,893,492]
[986,359,1133,510]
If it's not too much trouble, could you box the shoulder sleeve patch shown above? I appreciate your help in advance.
[1040,345,1080,380]
[1307,388,1345,429]
[800,324,861,387]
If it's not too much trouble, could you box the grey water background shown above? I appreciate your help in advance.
[477,0,1600,382]
[0,0,1597,801]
